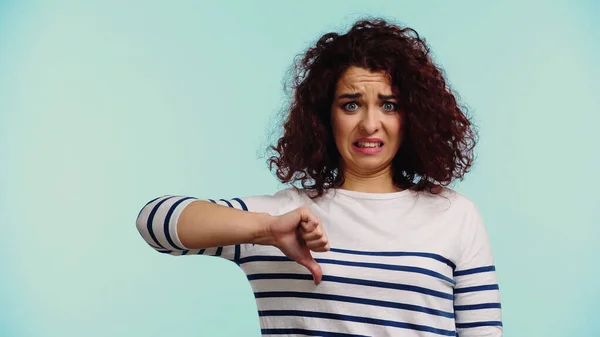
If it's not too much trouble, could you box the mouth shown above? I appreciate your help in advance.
[353,141,384,148]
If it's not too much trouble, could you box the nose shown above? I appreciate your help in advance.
[358,107,380,134]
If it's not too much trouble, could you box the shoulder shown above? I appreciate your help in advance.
[423,188,493,254]
[417,187,479,215]
[240,186,308,215]
[411,187,484,236]
[443,187,478,212]
[433,188,488,239]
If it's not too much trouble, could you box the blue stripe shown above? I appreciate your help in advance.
[454,284,499,294]
[239,255,454,285]
[208,199,216,204]
[137,196,161,219]
[456,321,503,329]
[146,196,175,249]
[231,198,244,263]
[255,291,454,318]
[247,273,453,300]
[261,328,368,337]
[259,310,456,336]
[198,249,206,255]
[219,199,233,207]
[157,249,191,256]
[454,266,495,277]
[454,303,501,311]
[234,245,241,264]
[232,197,248,211]
[163,197,195,251]
[217,199,242,263]
[144,196,161,206]
[158,250,191,255]
[330,248,455,269]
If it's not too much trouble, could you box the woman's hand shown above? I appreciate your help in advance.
[266,206,330,285]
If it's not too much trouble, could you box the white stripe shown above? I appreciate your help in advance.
[322,258,452,289]
[135,196,172,249]
[455,307,502,323]
[259,314,431,337]
[249,277,453,314]
[213,199,235,208]
[202,247,218,256]
[168,198,198,250]
[454,290,501,306]
[232,199,246,210]
[454,274,497,288]
[325,250,453,275]
[256,294,455,331]
[149,196,187,250]
[245,258,452,299]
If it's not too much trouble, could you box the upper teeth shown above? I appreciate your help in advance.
[357,142,382,148]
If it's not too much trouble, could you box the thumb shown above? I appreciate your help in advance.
[296,254,323,285]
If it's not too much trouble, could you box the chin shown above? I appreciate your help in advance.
[353,157,392,171]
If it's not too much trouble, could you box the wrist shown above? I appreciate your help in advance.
[250,212,276,246]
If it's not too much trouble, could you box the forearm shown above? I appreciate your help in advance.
[177,200,274,249]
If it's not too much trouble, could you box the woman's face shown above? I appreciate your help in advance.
[330,66,403,177]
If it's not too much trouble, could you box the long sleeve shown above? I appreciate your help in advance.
[135,188,301,264]
[136,195,253,262]
[453,204,503,336]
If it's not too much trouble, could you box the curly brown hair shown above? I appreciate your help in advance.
[268,18,477,199]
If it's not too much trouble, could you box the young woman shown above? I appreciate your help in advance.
[136,19,502,337]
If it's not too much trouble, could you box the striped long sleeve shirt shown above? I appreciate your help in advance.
[136,187,502,336]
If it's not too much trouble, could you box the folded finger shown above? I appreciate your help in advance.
[301,227,324,241]
[300,219,320,233]
[309,244,330,253]
[306,237,329,250]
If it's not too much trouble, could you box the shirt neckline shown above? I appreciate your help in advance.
[330,188,412,200]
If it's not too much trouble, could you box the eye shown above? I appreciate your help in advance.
[343,101,360,112]
[382,102,397,112]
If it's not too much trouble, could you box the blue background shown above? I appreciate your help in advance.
[1,1,598,336]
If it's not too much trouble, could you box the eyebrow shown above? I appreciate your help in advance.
[337,93,361,99]
[336,93,396,100]
[378,94,396,100]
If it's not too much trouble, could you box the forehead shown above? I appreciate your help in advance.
[335,66,392,92]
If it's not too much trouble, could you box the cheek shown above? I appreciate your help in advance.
[331,113,350,143]
[397,121,404,140]
[386,117,404,144]
[391,118,401,131]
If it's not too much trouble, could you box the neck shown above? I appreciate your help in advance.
[338,166,402,193]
